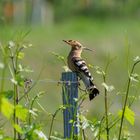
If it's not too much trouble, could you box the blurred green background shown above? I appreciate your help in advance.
[0,0,140,139]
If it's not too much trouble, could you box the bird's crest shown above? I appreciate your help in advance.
[63,40,93,52]
[63,40,82,48]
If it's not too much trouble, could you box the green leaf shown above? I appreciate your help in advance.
[16,74,24,87]
[13,124,24,134]
[3,137,13,140]
[2,90,14,99]
[17,52,24,59]
[18,64,33,73]
[118,106,135,125]
[8,41,15,48]
[88,64,94,68]
[50,136,64,140]
[102,82,115,92]
[95,66,105,75]
[62,66,70,72]
[69,119,74,124]
[96,70,103,75]
[130,73,139,82]
[15,105,28,121]
[18,64,24,72]
[0,62,4,69]
[24,67,34,73]
[29,109,38,119]
[10,78,18,85]
[1,98,14,119]
[133,56,140,62]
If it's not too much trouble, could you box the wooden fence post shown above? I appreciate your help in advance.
[62,72,79,138]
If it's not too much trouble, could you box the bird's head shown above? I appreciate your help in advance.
[63,40,93,52]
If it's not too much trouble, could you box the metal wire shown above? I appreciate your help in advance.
[0,77,79,84]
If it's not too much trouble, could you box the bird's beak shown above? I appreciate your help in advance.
[82,47,94,52]
[63,40,70,45]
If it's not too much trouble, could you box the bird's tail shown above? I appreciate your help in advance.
[87,81,99,101]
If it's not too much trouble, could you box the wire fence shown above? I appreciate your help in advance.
[0,77,79,84]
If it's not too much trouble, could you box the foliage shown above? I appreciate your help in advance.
[0,31,140,140]
[1,0,140,25]
[51,49,140,140]
[49,0,140,21]
[0,32,47,140]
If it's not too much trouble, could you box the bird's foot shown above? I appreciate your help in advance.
[77,77,82,86]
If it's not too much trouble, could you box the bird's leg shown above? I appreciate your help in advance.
[77,77,82,86]
[77,78,87,92]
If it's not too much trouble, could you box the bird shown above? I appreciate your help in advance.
[63,40,99,100]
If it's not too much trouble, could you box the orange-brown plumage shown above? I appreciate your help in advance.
[63,40,99,100]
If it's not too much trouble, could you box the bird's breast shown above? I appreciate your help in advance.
[67,56,76,71]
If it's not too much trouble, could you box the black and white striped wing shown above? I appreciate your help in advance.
[72,57,99,100]
[72,57,93,81]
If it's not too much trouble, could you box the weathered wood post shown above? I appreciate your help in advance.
[62,72,79,138]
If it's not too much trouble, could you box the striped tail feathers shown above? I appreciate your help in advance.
[79,70,99,100]
[88,84,99,100]
[85,78,99,100]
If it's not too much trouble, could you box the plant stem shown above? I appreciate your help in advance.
[28,92,45,132]
[98,116,105,140]
[48,114,55,140]
[11,48,21,140]
[103,74,109,140]
[118,60,140,140]
[19,65,44,102]
[28,94,39,125]
[14,83,19,140]
[12,61,17,140]
[0,45,8,111]
[82,129,86,140]
[103,57,111,140]
[48,108,61,140]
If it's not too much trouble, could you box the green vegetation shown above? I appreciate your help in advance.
[0,17,140,140]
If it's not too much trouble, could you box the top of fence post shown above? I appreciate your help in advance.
[61,72,79,139]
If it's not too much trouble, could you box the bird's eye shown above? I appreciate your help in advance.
[68,40,72,42]
[78,45,82,49]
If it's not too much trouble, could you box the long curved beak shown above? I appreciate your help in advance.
[83,47,94,52]
[63,40,70,45]
[63,40,67,43]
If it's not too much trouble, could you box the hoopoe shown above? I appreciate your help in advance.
[63,40,99,101]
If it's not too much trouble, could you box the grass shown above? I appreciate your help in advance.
[0,17,140,139]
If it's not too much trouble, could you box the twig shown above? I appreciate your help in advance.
[102,56,112,140]
[118,60,140,140]
[82,129,86,140]
[18,65,44,102]
[48,108,61,140]
[28,92,44,125]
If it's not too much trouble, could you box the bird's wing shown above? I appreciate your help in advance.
[72,57,99,100]
[72,57,93,81]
